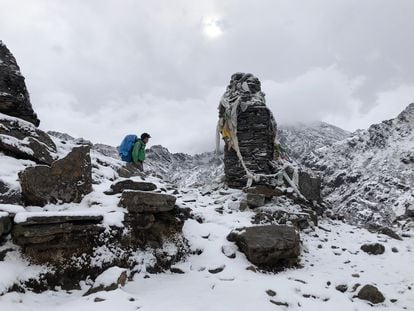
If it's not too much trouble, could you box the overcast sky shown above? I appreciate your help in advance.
[1,0,413,153]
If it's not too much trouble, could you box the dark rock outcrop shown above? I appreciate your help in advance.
[228,225,300,270]
[0,114,56,165]
[0,41,40,126]
[357,285,385,304]
[105,180,157,195]
[19,146,93,206]
[219,73,277,188]
[12,214,104,263]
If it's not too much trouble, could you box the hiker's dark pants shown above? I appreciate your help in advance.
[134,161,144,172]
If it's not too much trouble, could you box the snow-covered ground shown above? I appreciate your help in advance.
[1,185,413,310]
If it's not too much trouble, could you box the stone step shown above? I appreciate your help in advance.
[118,190,176,214]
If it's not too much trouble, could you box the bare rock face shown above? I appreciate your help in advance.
[19,146,93,206]
[0,41,40,126]
[228,225,300,270]
[0,114,57,165]
[218,73,277,188]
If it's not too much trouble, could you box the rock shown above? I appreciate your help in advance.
[391,247,399,253]
[0,180,22,205]
[361,243,385,255]
[367,224,402,240]
[0,248,14,261]
[118,190,176,213]
[231,225,300,270]
[170,267,185,274]
[0,41,40,126]
[357,285,385,304]
[243,185,284,199]
[19,146,93,206]
[253,209,317,230]
[0,115,57,165]
[270,300,289,307]
[221,245,236,259]
[336,284,348,293]
[266,289,277,297]
[12,213,104,263]
[0,213,12,237]
[94,298,106,303]
[239,200,248,211]
[208,265,226,274]
[104,180,157,195]
[84,267,128,296]
[298,170,321,202]
[219,73,277,189]
[405,205,414,218]
[246,193,266,208]
[123,213,155,230]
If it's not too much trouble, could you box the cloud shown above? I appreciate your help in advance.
[1,0,414,153]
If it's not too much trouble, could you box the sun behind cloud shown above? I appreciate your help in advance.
[202,16,223,38]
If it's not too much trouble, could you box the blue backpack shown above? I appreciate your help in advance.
[119,134,138,162]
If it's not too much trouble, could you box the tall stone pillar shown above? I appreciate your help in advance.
[218,73,277,188]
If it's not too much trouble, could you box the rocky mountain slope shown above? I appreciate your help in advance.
[303,103,414,225]
[278,122,350,162]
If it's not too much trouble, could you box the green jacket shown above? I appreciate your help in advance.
[132,139,146,163]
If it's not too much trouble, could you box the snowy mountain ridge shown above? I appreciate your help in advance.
[303,103,414,225]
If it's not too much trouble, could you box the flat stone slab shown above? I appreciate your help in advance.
[14,212,104,225]
[105,180,157,195]
[230,225,300,270]
[118,190,176,213]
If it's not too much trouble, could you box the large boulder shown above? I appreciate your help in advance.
[228,225,300,270]
[0,41,40,126]
[118,190,176,213]
[357,285,385,304]
[361,243,385,255]
[19,146,93,206]
[0,114,57,165]
[12,212,104,263]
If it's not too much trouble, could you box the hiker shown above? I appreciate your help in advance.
[132,133,151,171]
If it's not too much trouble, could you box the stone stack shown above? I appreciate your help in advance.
[219,73,276,188]
[12,214,105,263]
[118,190,185,249]
[0,41,40,126]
